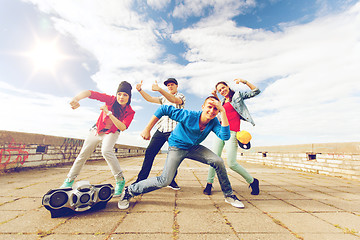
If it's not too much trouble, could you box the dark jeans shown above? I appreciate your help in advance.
[135,130,178,184]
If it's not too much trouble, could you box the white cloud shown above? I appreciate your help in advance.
[171,2,360,145]
[147,0,171,10]
[0,80,150,147]
[23,0,167,93]
[0,81,97,139]
[13,0,360,147]
[172,0,255,20]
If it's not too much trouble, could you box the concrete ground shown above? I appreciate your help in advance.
[0,154,359,240]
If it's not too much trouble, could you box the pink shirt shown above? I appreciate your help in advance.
[89,91,135,134]
[223,102,240,132]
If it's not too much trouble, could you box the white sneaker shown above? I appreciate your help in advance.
[118,187,132,210]
[225,195,245,208]
[167,181,180,190]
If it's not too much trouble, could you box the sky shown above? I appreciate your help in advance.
[0,0,359,149]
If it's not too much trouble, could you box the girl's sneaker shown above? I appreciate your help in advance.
[114,179,125,197]
[249,178,260,195]
[60,178,74,188]
[203,183,213,195]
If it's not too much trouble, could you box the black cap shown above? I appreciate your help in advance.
[117,81,132,104]
[164,78,178,86]
[236,130,252,150]
[237,140,251,150]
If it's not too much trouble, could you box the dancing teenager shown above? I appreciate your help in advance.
[118,96,245,210]
[203,78,261,196]
[60,81,135,197]
[134,78,185,190]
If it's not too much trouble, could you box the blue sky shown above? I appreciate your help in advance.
[1,0,359,149]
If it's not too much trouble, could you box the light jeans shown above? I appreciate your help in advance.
[67,128,124,181]
[134,130,178,184]
[128,145,234,197]
[207,131,253,184]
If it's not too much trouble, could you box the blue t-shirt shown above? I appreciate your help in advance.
[154,105,230,149]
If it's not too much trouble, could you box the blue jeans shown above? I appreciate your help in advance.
[128,145,233,197]
[135,130,177,183]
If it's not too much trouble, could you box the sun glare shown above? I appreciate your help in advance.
[27,38,67,74]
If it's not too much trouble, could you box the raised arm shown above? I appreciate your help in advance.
[152,80,183,105]
[136,80,161,104]
[234,78,257,90]
[69,90,91,109]
[205,97,230,141]
[211,89,219,100]
[210,98,229,127]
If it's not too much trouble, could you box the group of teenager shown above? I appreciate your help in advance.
[60,77,261,209]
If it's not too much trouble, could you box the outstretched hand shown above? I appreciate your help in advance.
[136,80,143,91]
[152,80,161,92]
[69,99,80,110]
[234,78,247,84]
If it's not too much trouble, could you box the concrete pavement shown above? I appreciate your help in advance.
[0,154,359,240]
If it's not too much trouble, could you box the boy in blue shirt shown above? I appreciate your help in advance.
[118,96,245,209]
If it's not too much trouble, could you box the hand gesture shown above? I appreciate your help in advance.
[211,89,217,97]
[70,98,80,110]
[152,80,161,92]
[141,129,151,140]
[234,78,247,84]
[136,80,143,91]
[100,105,109,113]
[208,97,224,113]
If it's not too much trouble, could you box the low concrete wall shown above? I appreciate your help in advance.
[0,130,146,172]
[237,142,360,181]
[3,130,359,180]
